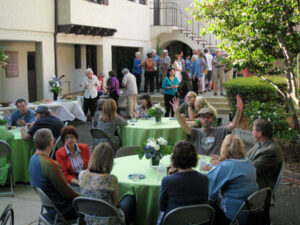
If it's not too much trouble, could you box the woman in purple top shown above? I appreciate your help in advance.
[107,71,120,112]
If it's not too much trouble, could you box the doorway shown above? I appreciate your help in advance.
[27,52,37,102]
[86,45,97,74]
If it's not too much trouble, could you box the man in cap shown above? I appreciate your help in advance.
[20,105,64,140]
[171,95,243,155]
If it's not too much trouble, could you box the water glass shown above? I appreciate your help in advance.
[157,164,165,183]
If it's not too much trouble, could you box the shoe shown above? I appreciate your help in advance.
[214,93,217,96]
[208,89,211,92]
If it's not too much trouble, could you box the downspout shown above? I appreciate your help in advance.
[54,0,58,76]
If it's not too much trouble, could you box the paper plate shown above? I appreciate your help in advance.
[128,174,145,180]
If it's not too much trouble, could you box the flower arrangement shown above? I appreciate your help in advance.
[0,112,7,126]
[48,75,64,95]
[0,46,8,70]
[137,137,172,163]
[148,103,165,117]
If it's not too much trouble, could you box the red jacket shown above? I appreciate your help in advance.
[55,143,90,183]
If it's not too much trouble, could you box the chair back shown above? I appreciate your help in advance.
[0,141,11,159]
[73,197,125,225]
[115,146,139,158]
[272,161,284,201]
[90,128,112,148]
[50,136,63,159]
[230,187,272,225]
[162,204,215,225]
[0,203,14,225]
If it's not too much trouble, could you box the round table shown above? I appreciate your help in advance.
[120,117,187,147]
[0,128,35,185]
[112,154,211,225]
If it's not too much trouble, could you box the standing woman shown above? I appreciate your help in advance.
[178,71,193,105]
[83,68,100,121]
[143,52,156,94]
[162,68,180,117]
[173,54,182,82]
[199,52,207,93]
[107,71,120,113]
[132,51,143,93]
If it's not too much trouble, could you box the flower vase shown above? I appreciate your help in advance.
[151,157,160,168]
[155,114,162,123]
[53,92,58,101]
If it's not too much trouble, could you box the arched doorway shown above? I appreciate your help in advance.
[164,41,193,62]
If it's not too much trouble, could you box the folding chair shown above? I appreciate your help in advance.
[0,204,14,225]
[230,187,272,225]
[162,204,215,225]
[90,128,115,149]
[34,187,76,225]
[50,136,63,159]
[0,141,14,197]
[73,197,125,225]
[115,146,139,158]
[271,161,285,206]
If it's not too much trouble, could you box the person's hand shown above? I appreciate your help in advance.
[167,165,178,175]
[20,127,26,133]
[26,122,34,129]
[236,94,243,113]
[17,119,26,126]
[209,154,221,166]
[170,97,180,114]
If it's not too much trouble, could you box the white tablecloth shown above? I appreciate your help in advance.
[0,100,86,122]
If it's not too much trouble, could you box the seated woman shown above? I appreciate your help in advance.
[95,98,127,150]
[157,140,208,225]
[55,126,90,187]
[179,91,198,120]
[79,143,135,225]
[136,94,152,119]
[178,71,193,106]
[93,98,106,128]
[207,134,258,225]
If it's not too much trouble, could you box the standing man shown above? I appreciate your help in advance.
[247,119,283,190]
[190,55,201,94]
[29,128,79,220]
[132,51,143,93]
[213,50,225,96]
[171,95,243,155]
[204,49,213,91]
[152,49,162,92]
[122,68,138,118]
[8,99,36,127]
[161,50,171,80]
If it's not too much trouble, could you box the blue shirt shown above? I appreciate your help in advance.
[132,57,142,75]
[191,59,202,79]
[185,59,192,72]
[8,108,36,126]
[207,158,258,221]
[152,55,161,69]
[162,77,180,96]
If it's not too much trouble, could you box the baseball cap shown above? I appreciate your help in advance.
[35,106,50,114]
[197,108,213,116]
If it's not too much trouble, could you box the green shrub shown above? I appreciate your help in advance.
[224,76,285,112]
[244,100,299,144]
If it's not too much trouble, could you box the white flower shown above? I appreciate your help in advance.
[157,137,168,145]
[52,75,56,79]
[147,138,156,143]
[257,111,261,114]
[154,144,160,151]
[56,81,60,86]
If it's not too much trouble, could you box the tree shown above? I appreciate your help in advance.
[189,0,300,131]
[0,46,7,70]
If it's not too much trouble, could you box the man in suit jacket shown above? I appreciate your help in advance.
[247,119,283,189]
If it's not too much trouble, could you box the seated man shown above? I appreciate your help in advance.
[179,91,198,120]
[247,119,283,189]
[20,106,64,140]
[171,95,243,155]
[8,98,36,127]
[29,128,79,220]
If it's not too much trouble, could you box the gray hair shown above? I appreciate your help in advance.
[33,128,54,150]
[99,72,105,77]
[152,49,156,53]
[86,68,93,75]
[162,49,168,53]
[135,51,141,57]
[122,68,129,74]
[191,55,198,61]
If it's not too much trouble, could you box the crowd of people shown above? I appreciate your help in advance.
[0,48,283,225]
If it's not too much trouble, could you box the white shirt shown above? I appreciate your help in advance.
[205,53,213,71]
[83,75,100,98]
[122,72,138,95]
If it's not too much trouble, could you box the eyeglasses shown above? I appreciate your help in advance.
[65,135,75,140]
[198,115,212,119]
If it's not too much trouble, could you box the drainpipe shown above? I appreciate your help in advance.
[54,0,58,76]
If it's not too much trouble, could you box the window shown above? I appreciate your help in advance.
[86,0,109,5]
[139,0,146,4]
[75,45,81,69]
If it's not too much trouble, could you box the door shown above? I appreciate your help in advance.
[27,52,37,102]
[153,0,160,25]
[86,45,97,74]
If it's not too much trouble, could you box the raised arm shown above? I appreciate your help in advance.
[171,97,192,135]
[226,94,243,132]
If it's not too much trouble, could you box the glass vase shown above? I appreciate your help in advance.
[53,92,58,101]
[155,114,162,123]
[151,157,160,168]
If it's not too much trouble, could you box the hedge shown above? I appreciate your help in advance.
[223,76,286,112]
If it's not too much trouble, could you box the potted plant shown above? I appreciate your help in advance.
[148,103,165,123]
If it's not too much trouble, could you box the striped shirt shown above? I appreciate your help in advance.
[65,144,84,175]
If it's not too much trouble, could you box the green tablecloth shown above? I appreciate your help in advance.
[112,155,211,225]
[0,127,35,185]
[121,117,187,147]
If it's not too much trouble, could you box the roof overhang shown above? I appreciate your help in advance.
[58,24,117,37]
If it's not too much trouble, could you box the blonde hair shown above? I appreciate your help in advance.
[88,142,114,174]
[219,135,245,161]
[195,96,218,118]
[100,98,117,122]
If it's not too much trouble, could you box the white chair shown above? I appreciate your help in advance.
[0,141,14,197]
[271,161,285,206]
[0,203,14,225]
[162,204,215,225]
[90,128,115,149]
[50,136,63,159]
